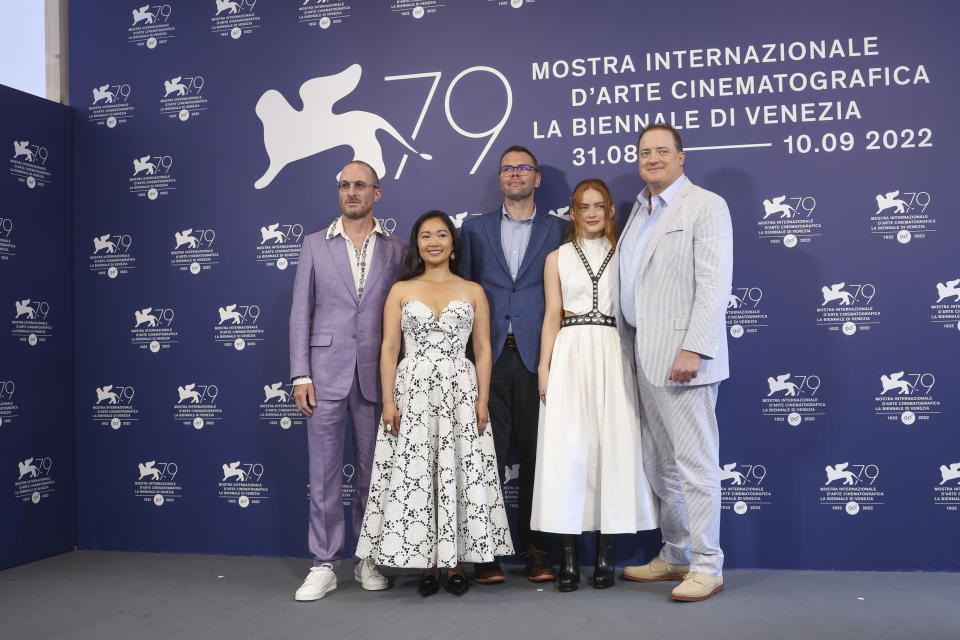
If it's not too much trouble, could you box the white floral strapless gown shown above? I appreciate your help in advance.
[355,299,514,568]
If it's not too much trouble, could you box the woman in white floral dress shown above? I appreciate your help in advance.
[356,211,514,596]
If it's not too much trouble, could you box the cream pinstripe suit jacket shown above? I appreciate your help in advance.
[617,177,733,387]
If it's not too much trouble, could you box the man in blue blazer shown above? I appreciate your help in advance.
[460,145,567,583]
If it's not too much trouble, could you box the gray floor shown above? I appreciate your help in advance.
[0,551,955,639]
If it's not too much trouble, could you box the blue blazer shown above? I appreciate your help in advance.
[460,208,568,371]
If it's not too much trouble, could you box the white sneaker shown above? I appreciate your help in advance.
[354,558,389,591]
[295,564,337,601]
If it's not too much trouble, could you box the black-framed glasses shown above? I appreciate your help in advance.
[337,180,379,191]
[499,164,537,175]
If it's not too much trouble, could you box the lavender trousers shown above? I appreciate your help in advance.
[307,367,379,567]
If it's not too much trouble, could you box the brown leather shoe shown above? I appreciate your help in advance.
[474,560,505,584]
[523,547,555,582]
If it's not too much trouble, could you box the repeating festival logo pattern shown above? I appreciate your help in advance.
[814,281,882,335]
[725,286,768,338]
[868,188,935,244]
[255,222,303,271]
[818,461,883,515]
[259,380,304,430]
[92,385,139,430]
[212,303,264,351]
[872,370,940,425]
[130,306,178,352]
[14,456,55,504]
[720,462,772,514]
[169,227,218,274]
[9,139,52,189]
[218,461,269,507]
[173,382,222,429]
[11,298,52,346]
[127,3,176,49]
[0,214,13,261]
[761,372,825,426]
[89,233,136,279]
[211,0,262,40]
[134,460,183,505]
[128,153,175,200]
[390,1,444,19]
[298,0,351,30]
[756,194,819,248]
[930,277,960,332]
[934,461,960,512]
[0,379,17,428]
[87,82,135,128]
[160,75,208,122]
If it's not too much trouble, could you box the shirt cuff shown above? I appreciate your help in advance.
[292,376,313,385]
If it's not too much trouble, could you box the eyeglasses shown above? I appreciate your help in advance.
[499,164,537,175]
[337,180,379,191]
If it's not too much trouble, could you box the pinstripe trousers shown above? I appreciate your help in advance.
[636,364,724,576]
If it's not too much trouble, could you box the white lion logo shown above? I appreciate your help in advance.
[92,85,116,104]
[96,385,120,405]
[874,190,908,215]
[720,462,746,485]
[761,195,798,219]
[18,458,39,480]
[939,463,960,485]
[222,461,247,482]
[879,372,913,396]
[215,0,240,15]
[177,383,201,404]
[263,382,290,402]
[820,283,854,306]
[132,156,156,176]
[93,234,117,254]
[138,461,161,480]
[13,140,34,162]
[134,307,158,327]
[935,279,960,303]
[766,373,800,397]
[825,462,856,486]
[218,304,242,325]
[254,64,432,189]
[163,77,188,97]
[259,223,286,244]
[174,229,199,249]
[15,300,35,319]
[131,5,155,25]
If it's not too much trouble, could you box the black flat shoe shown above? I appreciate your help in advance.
[417,571,440,597]
[444,573,469,596]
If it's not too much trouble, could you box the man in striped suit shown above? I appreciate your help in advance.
[617,123,733,602]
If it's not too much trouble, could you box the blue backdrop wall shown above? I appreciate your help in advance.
[65,0,958,570]
[1,84,75,571]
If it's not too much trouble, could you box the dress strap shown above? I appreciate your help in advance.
[562,241,616,328]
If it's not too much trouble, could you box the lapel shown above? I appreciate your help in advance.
[324,232,360,305]
[617,200,641,254]
[482,210,512,279]
[516,209,550,281]
[637,179,692,277]
[358,234,389,308]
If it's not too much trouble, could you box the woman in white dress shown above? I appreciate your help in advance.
[355,211,514,597]
[531,179,658,592]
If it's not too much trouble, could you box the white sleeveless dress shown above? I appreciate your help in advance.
[530,238,658,534]
[356,299,514,568]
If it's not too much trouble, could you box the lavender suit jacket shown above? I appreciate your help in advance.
[289,227,407,402]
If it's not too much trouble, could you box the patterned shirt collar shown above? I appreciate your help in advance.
[326,216,389,239]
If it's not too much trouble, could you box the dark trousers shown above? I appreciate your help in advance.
[489,345,545,552]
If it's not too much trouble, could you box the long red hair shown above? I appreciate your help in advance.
[566,178,619,245]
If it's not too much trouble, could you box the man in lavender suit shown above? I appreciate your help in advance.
[289,160,406,601]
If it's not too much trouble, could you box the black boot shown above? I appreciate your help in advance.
[593,534,616,589]
[558,535,580,592]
